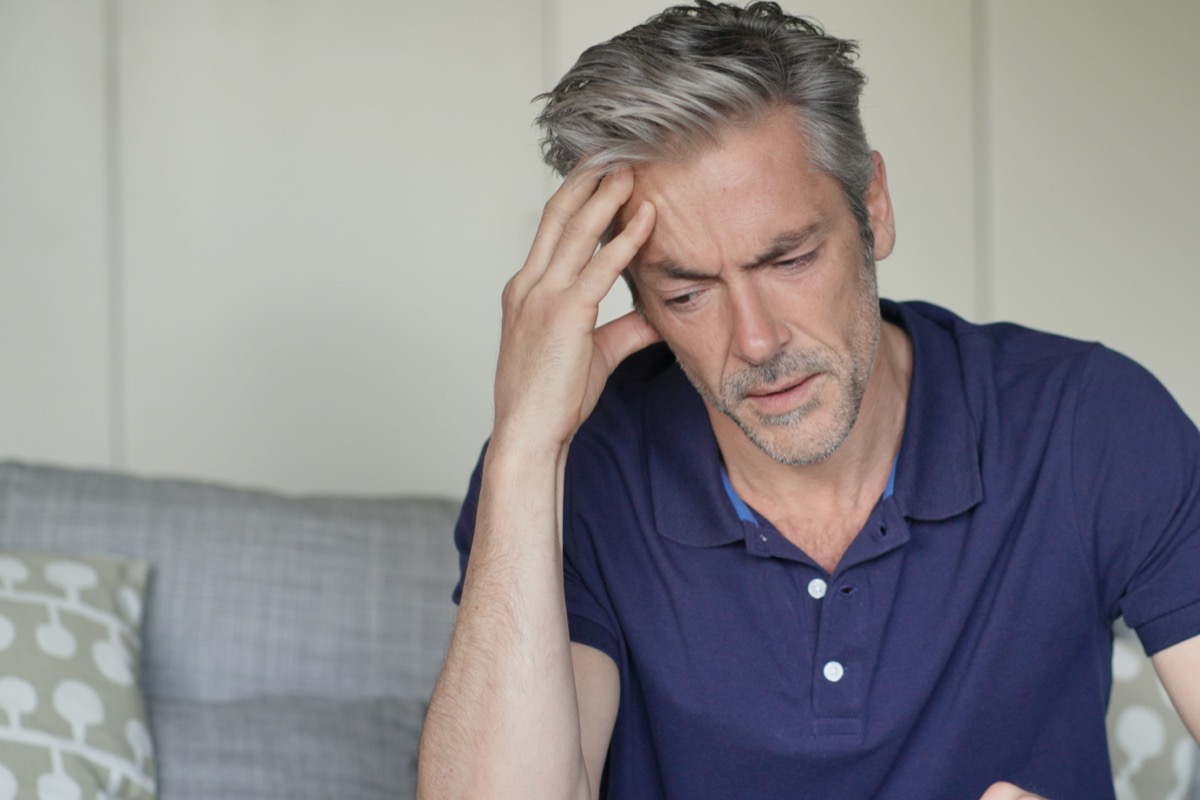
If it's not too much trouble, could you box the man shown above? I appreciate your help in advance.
[417,3,1200,798]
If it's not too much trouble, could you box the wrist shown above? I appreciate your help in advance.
[487,422,570,468]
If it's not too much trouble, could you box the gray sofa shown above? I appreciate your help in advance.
[0,460,461,799]
[2,460,1196,800]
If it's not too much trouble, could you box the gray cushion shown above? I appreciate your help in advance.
[0,461,461,704]
[153,695,423,800]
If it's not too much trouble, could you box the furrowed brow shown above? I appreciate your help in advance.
[742,219,832,271]
[638,260,718,282]
[636,217,834,283]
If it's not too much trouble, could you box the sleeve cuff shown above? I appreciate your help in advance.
[1133,598,1200,656]
[568,612,621,664]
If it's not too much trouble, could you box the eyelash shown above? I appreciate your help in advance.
[665,291,700,308]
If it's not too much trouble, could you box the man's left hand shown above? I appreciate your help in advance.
[979,782,1049,799]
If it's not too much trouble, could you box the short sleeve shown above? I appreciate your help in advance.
[562,459,624,664]
[451,444,486,605]
[1071,347,1200,654]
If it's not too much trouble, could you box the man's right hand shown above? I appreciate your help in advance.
[418,168,653,800]
[492,166,658,456]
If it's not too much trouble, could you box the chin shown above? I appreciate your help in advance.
[737,413,856,467]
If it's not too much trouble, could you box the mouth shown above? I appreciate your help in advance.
[743,374,819,416]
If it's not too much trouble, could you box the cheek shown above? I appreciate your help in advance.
[653,312,733,380]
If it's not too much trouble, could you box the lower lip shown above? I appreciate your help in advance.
[745,375,818,416]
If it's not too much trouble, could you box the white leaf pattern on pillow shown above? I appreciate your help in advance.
[0,552,156,798]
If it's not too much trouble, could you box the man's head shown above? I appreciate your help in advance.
[536,1,875,254]
[535,2,895,466]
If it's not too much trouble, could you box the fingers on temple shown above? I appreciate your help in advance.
[541,167,637,285]
[507,167,644,316]
[575,199,655,302]
[520,167,606,281]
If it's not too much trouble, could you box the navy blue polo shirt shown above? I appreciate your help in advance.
[453,300,1200,799]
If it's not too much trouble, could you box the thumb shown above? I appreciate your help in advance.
[594,310,663,374]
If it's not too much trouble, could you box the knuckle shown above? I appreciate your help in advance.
[564,212,605,246]
[501,275,523,308]
[560,216,586,242]
[540,196,570,226]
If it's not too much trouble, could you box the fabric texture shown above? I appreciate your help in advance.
[0,464,460,705]
[0,462,463,800]
[454,299,1200,800]
[0,550,155,799]
[153,696,424,800]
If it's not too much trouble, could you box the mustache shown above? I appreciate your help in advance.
[722,349,835,398]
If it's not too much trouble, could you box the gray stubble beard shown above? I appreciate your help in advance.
[678,265,881,467]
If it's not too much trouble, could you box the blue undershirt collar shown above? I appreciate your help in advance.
[720,458,898,526]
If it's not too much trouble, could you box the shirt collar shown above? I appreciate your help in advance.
[643,300,984,548]
[883,299,984,522]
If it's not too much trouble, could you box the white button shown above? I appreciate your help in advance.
[807,578,828,599]
[823,661,845,683]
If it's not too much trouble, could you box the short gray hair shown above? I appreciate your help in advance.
[535,1,875,250]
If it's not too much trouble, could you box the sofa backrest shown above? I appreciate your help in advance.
[0,461,461,705]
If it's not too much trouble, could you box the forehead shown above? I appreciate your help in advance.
[621,112,847,273]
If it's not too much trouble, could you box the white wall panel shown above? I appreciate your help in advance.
[118,1,544,494]
[0,1,111,467]
[8,1,1194,496]
[553,0,977,324]
[806,1,975,316]
[987,0,1200,420]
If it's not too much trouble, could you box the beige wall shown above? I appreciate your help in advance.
[2,1,1196,497]
[0,2,111,466]
[986,0,1200,420]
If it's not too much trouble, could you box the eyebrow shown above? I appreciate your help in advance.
[639,217,833,282]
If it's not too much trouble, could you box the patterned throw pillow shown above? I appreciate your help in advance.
[1108,633,1199,800]
[0,551,155,799]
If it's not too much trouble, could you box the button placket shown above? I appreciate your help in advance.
[808,504,910,743]
[811,567,871,738]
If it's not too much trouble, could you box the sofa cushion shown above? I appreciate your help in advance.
[0,550,155,798]
[0,461,461,705]
[152,695,423,800]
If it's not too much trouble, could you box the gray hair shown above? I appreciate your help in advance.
[535,1,875,252]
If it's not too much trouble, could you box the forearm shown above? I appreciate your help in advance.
[1152,633,1200,744]
[417,439,590,800]
[420,166,655,798]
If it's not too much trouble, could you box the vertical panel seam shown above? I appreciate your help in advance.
[540,0,559,196]
[541,0,557,90]
[103,0,126,468]
[971,0,994,323]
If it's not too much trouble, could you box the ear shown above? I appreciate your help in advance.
[865,151,896,261]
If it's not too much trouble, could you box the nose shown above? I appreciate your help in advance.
[730,281,790,366]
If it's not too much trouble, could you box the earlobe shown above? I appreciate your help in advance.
[866,151,896,261]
